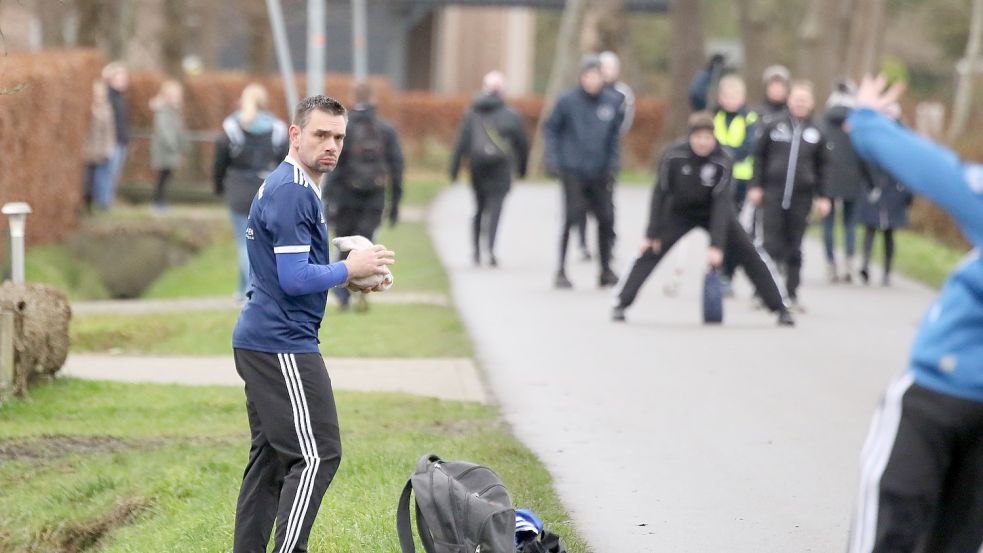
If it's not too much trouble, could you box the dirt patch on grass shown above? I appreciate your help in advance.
[0,434,240,462]
[54,496,153,553]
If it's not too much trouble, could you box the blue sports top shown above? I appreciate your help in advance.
[849,108,983,403]
[233,156,349,353]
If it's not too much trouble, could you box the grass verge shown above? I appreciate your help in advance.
[0,379,586,553]
[70,303,472,358]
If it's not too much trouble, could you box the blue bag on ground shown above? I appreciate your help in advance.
[703,269,724,324]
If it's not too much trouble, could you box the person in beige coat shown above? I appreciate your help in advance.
[84,80,117,212]
[149,80,186,210]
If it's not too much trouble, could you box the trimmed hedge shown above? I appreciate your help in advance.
[0,49,105,244]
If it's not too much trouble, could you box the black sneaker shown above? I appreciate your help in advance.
[599,269,619,288]
[859,268,870,285]
[555,271,573,289]
[612,306,626,322]
[777,309,795,326]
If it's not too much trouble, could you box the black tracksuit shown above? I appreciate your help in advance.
[450,93,529,260]
[544,85,624,275]
[752,114,830,300]
[615,140,786,312]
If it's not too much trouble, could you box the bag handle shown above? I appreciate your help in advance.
[397,473,438,553]
[416,453,442,474]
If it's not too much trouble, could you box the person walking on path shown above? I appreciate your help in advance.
[213,83,289,301]
[612,112,794,326]
[544,55,624,289]
[149,80,186,211]
[83,79,117,213]
[104,62,130,206]
[749,80,832,311]
[231,95,395,553]
[820,80,869,284]
[324,82,404,311]
[450,70,529,267]
[858,103,913,288]
[846,74,983,553]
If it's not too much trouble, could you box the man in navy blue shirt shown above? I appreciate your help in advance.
[231,95,394,553]
[846,76,983,553]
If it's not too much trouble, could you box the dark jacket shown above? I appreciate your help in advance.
[543,86,624,179]
[325,105,405,215]
[752,114,830,208]
[861,163,913,230]
[213,111,289,214]
[108,87,129,146]
[754,99,788,128]
[450,93,529,184]
[647,139,735,248]
[820,105,868,200]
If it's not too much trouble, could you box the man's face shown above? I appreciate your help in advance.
[110,69,129,92]
[766,80,788,104]
[689,129,717,157]
[788,87,815,119]
[718,84,746,112]
[290,110,347,176]
[580,69,604,96]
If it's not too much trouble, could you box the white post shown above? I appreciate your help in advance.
[308,0,326,96]
[266,0,300,114]
[352,0,368,83]
[2,202,32,284]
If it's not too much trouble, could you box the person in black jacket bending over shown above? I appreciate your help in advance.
[544,55,624,289]
[612,112,794,326]
[324,82,405,311]
[749,80,832,311]
[450,70,529,267]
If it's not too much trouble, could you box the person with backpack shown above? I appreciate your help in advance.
[820,80,869,284]
[544,55,624,289]
[213,83,289,301]
[450,70,529,267]
[845,74,983,553]
[324,82,404,311]
[612,112,794,326]
[749,80,832,311]
[858,103,913,287]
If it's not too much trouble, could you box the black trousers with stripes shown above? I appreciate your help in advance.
[615,215,786,312]
[233,349,343,553]
[849,375,983,553]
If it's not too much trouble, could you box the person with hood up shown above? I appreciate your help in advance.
[450,70,530,267]
[213,83,289,301]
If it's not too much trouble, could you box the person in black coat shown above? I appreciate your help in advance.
[544,55,625,289]
[213,84,289,300]
[450,71,529,267]
[612,112,794,326]
[324,82,405,310]
[749,81,832,310]
[859,105,914,287]
[820,81,869,283]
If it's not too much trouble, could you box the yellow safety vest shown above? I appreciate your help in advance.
[714,110,757,181]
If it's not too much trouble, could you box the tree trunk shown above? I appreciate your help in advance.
[75,0,111,47]
[796,0,839,103]
[580,0,628,54]
[245,0,273,74]
[35,0,68,48]
[841,0,886,82]
[661,0,704,143]
[949,0,983,140]
[529,0,589,175]
[160,0,186,77]
[733,0,771,104]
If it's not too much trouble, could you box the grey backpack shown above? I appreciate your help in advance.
[397,453,516,553]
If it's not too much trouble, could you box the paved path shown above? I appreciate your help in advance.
[62,354,487,403]
[430,183,938,552]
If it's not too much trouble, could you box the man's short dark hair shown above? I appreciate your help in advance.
[293,95,347,128]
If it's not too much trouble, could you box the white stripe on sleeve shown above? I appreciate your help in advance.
[274,245,311,254]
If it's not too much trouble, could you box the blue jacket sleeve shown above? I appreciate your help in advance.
[848,108,983,247]
[688,69,712,111]
[276,252,349,295]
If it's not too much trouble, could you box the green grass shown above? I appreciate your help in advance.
[402,178,449,208]
[814,223,969,289]
[25,244,111,301]
[0,379,586,553]
[142,235,239,299]
[70,303,472,358]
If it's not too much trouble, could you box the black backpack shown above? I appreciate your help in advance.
[397,453,516,553]
[469,113,510,167]
[348,117,388,192]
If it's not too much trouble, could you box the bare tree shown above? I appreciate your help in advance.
[733,0,771,103]
[580,0,628,54]
[661,0,704,141]
[35,0,69,48]
[529,0,589,175]
[160,0,186,77]
[245,0,273,74]
[949,0,983,140]
[796,0,840,102]
[841,0,886,82]
[75,0,113,47]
